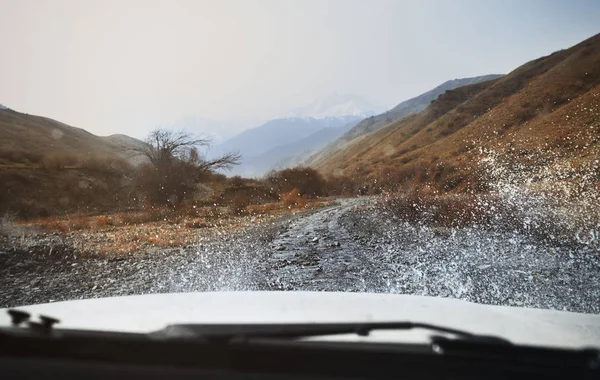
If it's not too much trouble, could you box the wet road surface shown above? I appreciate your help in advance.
[1,197,599,313]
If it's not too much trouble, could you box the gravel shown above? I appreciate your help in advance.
[1,197,599,314]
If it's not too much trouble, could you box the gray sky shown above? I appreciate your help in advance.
[1,0,599,139]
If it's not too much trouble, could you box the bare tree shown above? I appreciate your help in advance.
[134,129,241,206]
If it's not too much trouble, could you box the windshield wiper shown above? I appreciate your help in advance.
[152,322,512,345]
[4,309,508,344]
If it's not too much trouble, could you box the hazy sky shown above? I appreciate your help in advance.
[1,0,599,139]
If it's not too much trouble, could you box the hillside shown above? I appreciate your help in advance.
[306,74,503,166]
[313,33,600,193]
[0,109,149,217]
[0,108,144,164]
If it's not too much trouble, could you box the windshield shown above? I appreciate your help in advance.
[0,0,599,342]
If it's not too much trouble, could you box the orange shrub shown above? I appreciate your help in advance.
[94,215,114,228]
[282,188,307,209]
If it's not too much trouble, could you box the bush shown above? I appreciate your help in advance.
[229,193,251,216]
[324,175,361,196]
[281,188,307,209]
[265,167,326,197]
[228,176,245,187]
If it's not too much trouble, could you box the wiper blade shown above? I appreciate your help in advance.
[153,322,511,344]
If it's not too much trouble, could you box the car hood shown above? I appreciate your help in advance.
[1,292,599,348]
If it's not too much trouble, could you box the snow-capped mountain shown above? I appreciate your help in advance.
[207,93,380,176]
[214,115,361,159]
[0,104,8,110]
[285,93,381,119]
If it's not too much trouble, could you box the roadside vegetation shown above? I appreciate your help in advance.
[0,129,343,255]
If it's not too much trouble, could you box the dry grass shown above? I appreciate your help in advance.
[0,148,44,165]
[16,197,332,255]
[41,153,79,169]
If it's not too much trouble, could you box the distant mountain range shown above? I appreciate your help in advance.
[0,104,7,110]
[210,93,381,176]
[232,118,360,176]
[214,116,363,176]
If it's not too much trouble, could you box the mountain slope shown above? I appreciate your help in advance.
[313,33,600,192]
[306,75,503,166]
[0,108,144,163]
[214,116,363,175]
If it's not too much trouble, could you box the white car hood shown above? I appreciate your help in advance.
[1,292,599,349]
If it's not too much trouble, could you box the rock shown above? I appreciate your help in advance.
[276,245,286,251]
[331,242,341,247]
[312,237,319,243]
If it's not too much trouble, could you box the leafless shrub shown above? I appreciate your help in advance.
[132,129,240,207]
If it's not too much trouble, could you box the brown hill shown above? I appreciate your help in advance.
[313,33,600,193]
[306,75,503,166]
[0,108,145,165]
[0,109,148,218]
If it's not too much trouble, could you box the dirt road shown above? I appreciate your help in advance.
[1,197,599,313]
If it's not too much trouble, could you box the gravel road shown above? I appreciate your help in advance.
[1,197,599,313]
